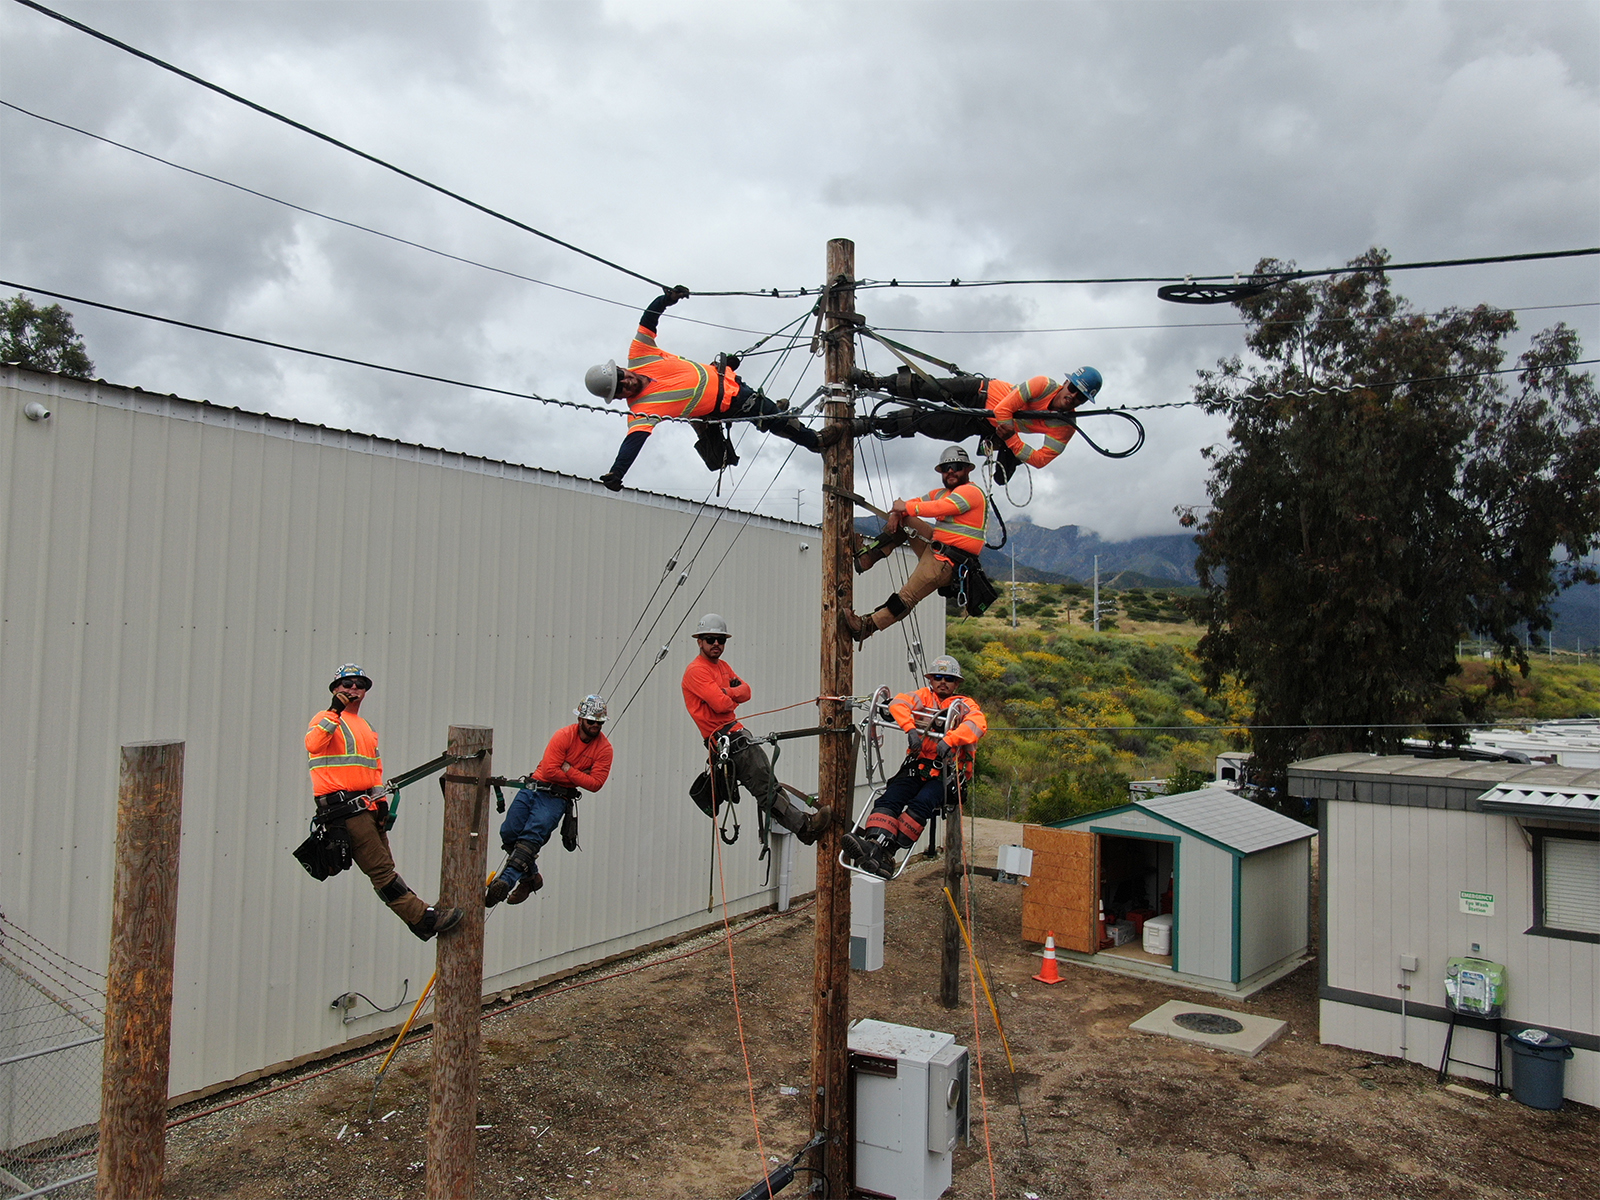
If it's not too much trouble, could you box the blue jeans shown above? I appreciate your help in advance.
[499,786,566,885]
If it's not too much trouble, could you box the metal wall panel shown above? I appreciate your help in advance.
[0,369,940,1103]
[1237,840,1309,980]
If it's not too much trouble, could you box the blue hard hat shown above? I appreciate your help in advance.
[1065,366,1103,404]
[329,663,373,691]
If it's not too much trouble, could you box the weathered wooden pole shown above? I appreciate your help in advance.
[96,740,184,1200]
[940,803,965,1008]
[427,725,492,1200]
[810,237,856,1197]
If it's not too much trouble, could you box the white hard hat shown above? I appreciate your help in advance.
[926,655,963,681]
[935,445,973,471]
[585,360,621,402]
[693,613,731,638]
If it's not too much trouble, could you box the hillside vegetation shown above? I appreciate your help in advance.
[937,583,1600,827]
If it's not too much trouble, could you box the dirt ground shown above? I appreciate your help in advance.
[90,819,1600,1198]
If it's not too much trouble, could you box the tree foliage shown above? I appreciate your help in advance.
[1,294,95,378]
[1186,250,1600,789]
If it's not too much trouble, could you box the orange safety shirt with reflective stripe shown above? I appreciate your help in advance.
[681,656,753,741]
[887,687,986,778]
[532,724,614,793]
[986,375,1079,469]
[624,323,740,436]
[306,709,383,797]
[903,483,987,555]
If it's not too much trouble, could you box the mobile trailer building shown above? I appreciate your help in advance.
[1290,754,1599,1108]
[0,366,939,1146]
[1025,787,1315,995]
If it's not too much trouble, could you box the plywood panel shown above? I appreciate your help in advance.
[1021,826,1096,951]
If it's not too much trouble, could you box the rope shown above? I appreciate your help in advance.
[942,887,1030,1147]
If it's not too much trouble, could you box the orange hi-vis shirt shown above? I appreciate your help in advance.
[887,687,986,778]
[624,321,741,437]
[986,375,1080,469]
[682,655,753,741]
[532,724,614,793]
[903,482,987,556]
[307,709,383,798]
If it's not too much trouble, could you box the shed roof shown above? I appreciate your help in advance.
[1137,787,1316,854]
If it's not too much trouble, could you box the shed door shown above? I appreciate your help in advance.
[1020,826,1098,953]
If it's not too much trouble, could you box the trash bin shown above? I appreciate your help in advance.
[1504,1028,1573,1110]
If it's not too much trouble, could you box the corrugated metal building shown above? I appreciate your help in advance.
[0,366,940,1127]
[1027,788,1314,995]
[1291,754,1599,1107]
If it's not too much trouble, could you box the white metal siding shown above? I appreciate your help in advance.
[1,370,939,1106]
[1238,840,1309,980]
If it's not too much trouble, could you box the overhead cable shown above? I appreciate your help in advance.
[11,0,668,289]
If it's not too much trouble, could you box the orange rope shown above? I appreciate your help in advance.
[712,776,772,1195]
[957,792,999,1200]
[737,695,825,721]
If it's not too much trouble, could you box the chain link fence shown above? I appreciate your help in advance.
[0,916,103,1198]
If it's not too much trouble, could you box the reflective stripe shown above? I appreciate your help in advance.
[310,753,382,768]
[316,717,337,733]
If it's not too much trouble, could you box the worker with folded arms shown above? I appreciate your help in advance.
[843,657,986,879]
[586,287,843,491]
[487,695,614,908]
[841,445,988,644]
[851,365,1102,483]
[305,664,463,941]
[681,613,832,843]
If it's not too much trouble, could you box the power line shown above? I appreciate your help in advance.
[11,0,668,290]
[0,98,778,342]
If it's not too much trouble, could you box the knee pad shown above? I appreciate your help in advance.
[506,839,538,875]
[884,593,910,618]
[378,876,411,904]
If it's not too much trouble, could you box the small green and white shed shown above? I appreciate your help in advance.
[1050,787,1316,994]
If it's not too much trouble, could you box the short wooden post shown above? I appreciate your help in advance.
[427,725,492,1200]
[96,740,184,1200]
[939,804,965,1008]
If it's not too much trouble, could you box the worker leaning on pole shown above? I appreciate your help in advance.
[487,694,614,908]
[842,656,986,879]
[302,664,463,941]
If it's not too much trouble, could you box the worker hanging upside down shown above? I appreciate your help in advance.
[587,287,844,491]
[840,445,991,644]
[851,365,1103,483]
[843,656,987,879]
[681,614,832,843]
[487,695,613,908]
[304,665,463,941]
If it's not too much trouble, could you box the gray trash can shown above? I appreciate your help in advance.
[1504,1028,1573,1110]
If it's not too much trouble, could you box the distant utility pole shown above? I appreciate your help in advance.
[1010,537,1018,628]
[1092,555,1101,632]
[795,488,806,523]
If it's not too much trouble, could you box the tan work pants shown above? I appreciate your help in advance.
[870,535,955,630]
[344,810,426,925]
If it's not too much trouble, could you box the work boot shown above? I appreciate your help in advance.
[838,609,876,646]
[842,831,895,879]
[485,875,511,908]
[792,804,834,847]
[507,871,543,904]
[816,423,848,450]
[410,906,464,941]
[599,472,624,492]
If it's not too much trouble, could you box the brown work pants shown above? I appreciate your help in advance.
[869,535,955,631]
[344,810,427,926]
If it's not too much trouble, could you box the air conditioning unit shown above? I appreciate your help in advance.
[848,1019,969,1199]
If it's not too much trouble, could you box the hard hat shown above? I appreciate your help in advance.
[1064,366,1103,404]
[329,663,373,691]
[935,444,973,471]
[925,655,963,681]
[693,613,732,639]
[574,694,609,723]
[585,360,621,402]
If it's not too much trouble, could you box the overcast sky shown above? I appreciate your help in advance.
[2,0,1596,538]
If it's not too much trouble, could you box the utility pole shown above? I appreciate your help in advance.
[1092,555,1100,632]
[939,796,965,1008]
[810,237,856,1198]
[97,741,184,1200]
[1010,536,1017,628]
[427,725,492,1200]
[795,488,806,524]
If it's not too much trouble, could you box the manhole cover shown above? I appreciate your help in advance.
[1173,1011,1244,1035]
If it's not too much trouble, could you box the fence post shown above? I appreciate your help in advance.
[427,725,492,1200]
[96,740,184,1200]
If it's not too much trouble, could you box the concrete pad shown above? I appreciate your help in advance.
[1129,1000,1288,1057]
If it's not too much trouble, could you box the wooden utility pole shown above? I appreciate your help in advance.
[939,804,965,1008]
[97,740,184,1200]
[810,238,856,1198]
[427,725,492,1200]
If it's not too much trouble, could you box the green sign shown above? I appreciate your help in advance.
[1459,890,1495,916]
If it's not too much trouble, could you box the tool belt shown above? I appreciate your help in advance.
[527,780,580,803]
[936,545,998,617]
[293,790,379,882]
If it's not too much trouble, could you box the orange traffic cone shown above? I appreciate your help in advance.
[1033,931,1063,985]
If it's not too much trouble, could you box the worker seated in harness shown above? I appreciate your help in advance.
[840,445,993,644]
[487,695,614,907]
[302,664,463,941]
[850,365,1102,483]
[681,613,832,844]
[587,287,844,491]
[843,657,986,879]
